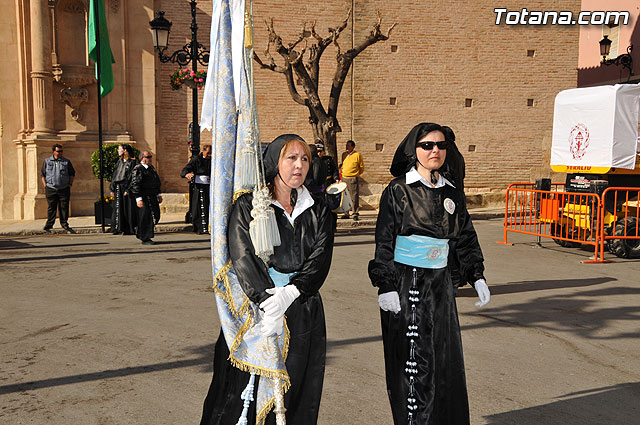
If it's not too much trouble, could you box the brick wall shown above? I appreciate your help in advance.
[155,0,581,194]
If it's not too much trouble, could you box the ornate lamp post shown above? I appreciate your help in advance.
[149,3,210,155]
[599,35,633,80]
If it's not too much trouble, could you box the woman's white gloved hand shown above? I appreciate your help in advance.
[260,311,284,337]
[473,279,490,307]
[378,291,401,313]
[259,285,301,318]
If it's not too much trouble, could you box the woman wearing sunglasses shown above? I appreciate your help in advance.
[368,122,490,425]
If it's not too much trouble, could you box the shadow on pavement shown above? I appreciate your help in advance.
[0,240,109,250]
[0,246,210,263]
[457,277,616,297]
[484,383,640,425]
[327,335,381,349]
[460,283,640,340]
[0,343,216,395]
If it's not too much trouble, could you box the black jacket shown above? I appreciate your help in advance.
[109,158,137,193]
[180,153,211,180]
[228,192,334,305]
[130,164,161,198]
[368,175,485,293]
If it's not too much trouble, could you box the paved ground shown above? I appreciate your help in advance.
[1,219,639,424]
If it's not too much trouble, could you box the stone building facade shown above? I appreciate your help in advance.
[0,0,582,220]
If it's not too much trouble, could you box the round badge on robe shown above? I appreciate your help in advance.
[444,198,456,215]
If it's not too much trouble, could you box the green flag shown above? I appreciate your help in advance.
[88,0,115,97]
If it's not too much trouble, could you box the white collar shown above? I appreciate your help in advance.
[405,166,455,188]
[141,163,149,169]
[272,186,315,225]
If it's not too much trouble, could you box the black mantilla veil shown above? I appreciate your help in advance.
[390,122,466,191]
[263,133,306,206]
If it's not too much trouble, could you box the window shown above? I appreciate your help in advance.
[603,23,619,58]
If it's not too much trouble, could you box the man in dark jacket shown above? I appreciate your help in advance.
[180,144,212,234]
[304,144,327,196]
[130,150,162,245]
[316,142,339,190]
[41,144,75,232]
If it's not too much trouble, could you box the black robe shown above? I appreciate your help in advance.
[368,175,485,425]
[109,158,137,234]
[130,164,162,242]
[200,192,334,425]
[304,154,327,196]
[181,153,212,234]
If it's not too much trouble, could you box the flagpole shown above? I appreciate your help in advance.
[92,0,105,233]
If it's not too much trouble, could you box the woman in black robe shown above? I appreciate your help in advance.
[109,144,137,235]
[200,134,334,425]
[180,144,212,234]
[368,123,490,425]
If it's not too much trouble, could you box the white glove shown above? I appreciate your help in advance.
[378,291,401,313]
[260,285,301,318]
[260,311,284,337]
[473,279,490,307]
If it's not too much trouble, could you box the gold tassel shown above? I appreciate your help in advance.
[244,0,253,48]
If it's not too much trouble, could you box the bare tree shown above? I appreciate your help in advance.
[254,10,396,161]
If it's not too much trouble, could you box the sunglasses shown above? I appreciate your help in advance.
[55,150,63,153]
[417,141,448,151]
[143,155,153,159]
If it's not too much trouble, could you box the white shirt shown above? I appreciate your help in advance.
[405,166,455,189]
[272,186,315,225]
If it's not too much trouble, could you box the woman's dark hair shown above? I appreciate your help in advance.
[390,123,465,192]
[120,144,134,159]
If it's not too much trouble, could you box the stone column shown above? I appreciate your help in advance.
[30,0,55,134]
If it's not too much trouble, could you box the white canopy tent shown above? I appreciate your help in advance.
[551,84,640,172]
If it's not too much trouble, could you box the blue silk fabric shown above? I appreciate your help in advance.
[394,235,449,269]
[269,268,294,287]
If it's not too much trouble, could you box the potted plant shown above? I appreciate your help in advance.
[170,67,206,90]
[94,194,115,225]
[90,143,140,225]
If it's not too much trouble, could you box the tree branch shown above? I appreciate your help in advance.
[327,12,396,117]
[284,65,307,106]
[253,52,286,73]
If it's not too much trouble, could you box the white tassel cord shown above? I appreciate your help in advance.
[235,373,256,425]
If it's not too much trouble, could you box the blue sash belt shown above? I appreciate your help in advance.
[394,235,449,269]
[269,268,295,287]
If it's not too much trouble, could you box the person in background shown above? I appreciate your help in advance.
[304,144,327,196]
[109,144,137,235]
[339,139,364,220]
[41,144,75,233]
[181,144,212,234]
[130,150,162,245]
[316,142,339,190]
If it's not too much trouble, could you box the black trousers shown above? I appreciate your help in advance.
[136,194,160,242]
[45,186,70,228]
[190,183,210,234]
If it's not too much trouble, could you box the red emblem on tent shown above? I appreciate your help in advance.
[569,123,590,160]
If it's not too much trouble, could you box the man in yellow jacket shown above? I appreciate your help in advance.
[340,140,365,220]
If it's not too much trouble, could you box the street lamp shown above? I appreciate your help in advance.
[599,35,633,79]
[149,2,210,156]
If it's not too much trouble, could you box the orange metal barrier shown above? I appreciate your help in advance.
[499,184,603,262]
[598,187,640,261]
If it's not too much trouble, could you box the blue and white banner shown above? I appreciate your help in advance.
[201,1,289,423]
